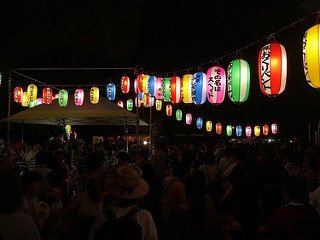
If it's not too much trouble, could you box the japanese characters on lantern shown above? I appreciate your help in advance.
[186,113,192,125]
[182,74,193,104]
[13,87,23,103]
[74,89,84,106]
[126,99,133,111]
[176,109,183,121]
[120,76,130,94]
[166,104,172,116]
[196,118,203,129]
[192,72,207,105]
[263,124,269,136]
[90,87,99,104]
[58,89,68,107]
[106,83,116,101]
[246,126,252,137]
[216,123,222,134]
[271,123,278,134]
[43,87,53,105]
[206,121,213,132]
[27,84,37,102]
[207,66,226,104]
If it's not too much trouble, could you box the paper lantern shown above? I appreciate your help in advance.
[186,113,192,125]
[53,94,58,100]
[162,77,171,102]
[142,75,150,93]
[58,89,68,107]
[37,98,43,105]
[117,101,124,108]
[138,92,144,100]
[206,121,213,132]
[170,76,182,104]
[303,24,320,88]
[226,125,233,136]
[216,123,222,134]
[142,93,152,107]
[155,99,162,111]
[27,84,37,102]
[43,87,53,105]
[182,74,193,104]
[196,118,203,129]
[13,87,23,103]
[120,76,130,94]
[74,89,84,106]
[246,126,252,137]
[166,104,172,116]
[21,92,29,107]
[106,83,116,101]
[259,42,287,96]
[126,99,133,111]
[134,79,139,94]
[263,125,269,136]
[90,87,99,104]
[149,76,156,96]
[29,100,37,108]
[148,96,155,107]
[135,97,141,108]
[271,123,278,134]
[236,125,242,137]
[227,59,250,103]
[192,72,207,105]
[176,109,183,121]
[207,66,226,104]
[137,74,144,93]
[155,77,163,100]
[254,126,261,136]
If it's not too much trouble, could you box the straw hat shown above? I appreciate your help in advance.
[108,165,149,199]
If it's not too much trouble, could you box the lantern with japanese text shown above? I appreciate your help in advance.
[90,87,99,104]
[303,24,320,88]
[254,126,261,136]
[192,72,207,105]
[226,125,233,136]
[246,126,252,137]
[227,59,250,103]
[126,99,133,111]
[207,66,226,104]
[236,125,242,137]
[206,121,213,132]
[74,89,84,106]
[120,76,130,94]
[186,113,192,125]
[137,74,144,93]
[21,92,29,107]
[271,123,278,134]
[166,104,172,116]
[176,109,183,121]
[155,99,162,111]
[106,83,116,101]
[58,89,68,107]
[27,84,37,102]
[117,101,124,108]
[43,87,53,105]
[13,87,23,103]
[196,118,203,129]
[182,74,193,104]
[216,123,222,134]
[263,125,269,136]
[135,97,141,108]
[162,78,171,102]
[170,76,182,104]
[259,42,287,96]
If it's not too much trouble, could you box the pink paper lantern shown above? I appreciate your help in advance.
[74,89,84,106]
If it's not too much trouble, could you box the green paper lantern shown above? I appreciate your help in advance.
[176,109,183,121]
[226,125,233,136]
[58,89,68,107]
[126,99,133,111]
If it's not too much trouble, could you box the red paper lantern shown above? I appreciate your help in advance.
[120,76,130,94]
[170,76,182,104]
[117,101,124,108]
[42,87,53,105]
[166,104,172,116]
[13,87,23,103]
[215,123,222,134]
[263,125,269,136]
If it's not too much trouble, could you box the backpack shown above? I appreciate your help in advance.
[94,206,143,240]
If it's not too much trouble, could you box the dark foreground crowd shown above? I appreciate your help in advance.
[1,136,320,240]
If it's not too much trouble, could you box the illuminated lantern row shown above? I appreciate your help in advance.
[170,76,182,104]
[254,126,261,136]
[106,83,116,101]
[196,118,203,129]
[182,74,193,104]
[303,24,320,88]
[192,72,207,105]
[226,125,233,136]
[236,125,242,137]
[186,113,192,125]
[162,78,171,102]
[258,42,287,96]
[216,123,222,134]
[13,87,23,103]
[90,87,99,104]
[43,87,53,105]
[206,121,212,132]
[246,126,252,137]
[21,92,29,107]
[126,99,133,111]
[120,76,130,94]
[155,99,162,111]
[74,89,84,106]
[271,123,278,134]
[166,104,172,116]
[207,66,226,104]
[58,89,68,107]
[227,59,250,103]
[27,84,37,102]
[117,101,124,108]
[176,109,183,121]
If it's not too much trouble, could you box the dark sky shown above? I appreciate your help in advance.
[0,0,320,141]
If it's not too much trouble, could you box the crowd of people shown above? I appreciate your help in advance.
[1,134,320,240]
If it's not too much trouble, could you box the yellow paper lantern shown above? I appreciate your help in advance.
[206,121,212,132]
[21,92,29,107]
[254,126,261,136]
[155,99,162,111]
[27,84,37,102]
[90,87,99,104]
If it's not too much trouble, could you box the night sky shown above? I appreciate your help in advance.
[0,0,320,142]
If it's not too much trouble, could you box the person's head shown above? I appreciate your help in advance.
[21,171,43,196]
[283,177,308,204]
[47,170,65,189]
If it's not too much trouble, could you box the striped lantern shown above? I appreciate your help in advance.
[227,59,250,103]
[37,98,43,105]
[246,126,252,137]
[29,100,37,108]
[21,92,29,107]
[149,96,155,107]
[74,89,84,106]
[226,125,233,136]
[216,123,222,135]
[166,104,172,116]
[176,109,183,121]
[155,99,162,111]
[254,126,261,136]
[135,97,141,108]
[134,79,139,94]
[90,87,99,104]
[43,87,53,105]
[58,90,68,107]
[162,77,171,102]
[182,74,193,104]
[126,99,133,111]
[106,83,116,101]
[137,74,144,93]
[117,101,124,108]
[192,72,207,105]
[236,125,242,137]
[206,121,213,132]
[13,87,23,103]
[142,75,150,93]
[27,84,37,102]
[263,124,269,136]
[303,24,320,88]
[271,123,278,134]
[149,76,157,96]
[196,118,203,129]
[120,76,130,94]
[258,42,287,96]
[186,113,192,125]
[207,66,226,104]
[170,76,182,104]
[142,93,152,107]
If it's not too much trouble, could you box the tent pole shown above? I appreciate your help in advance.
[7,71,12,144]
